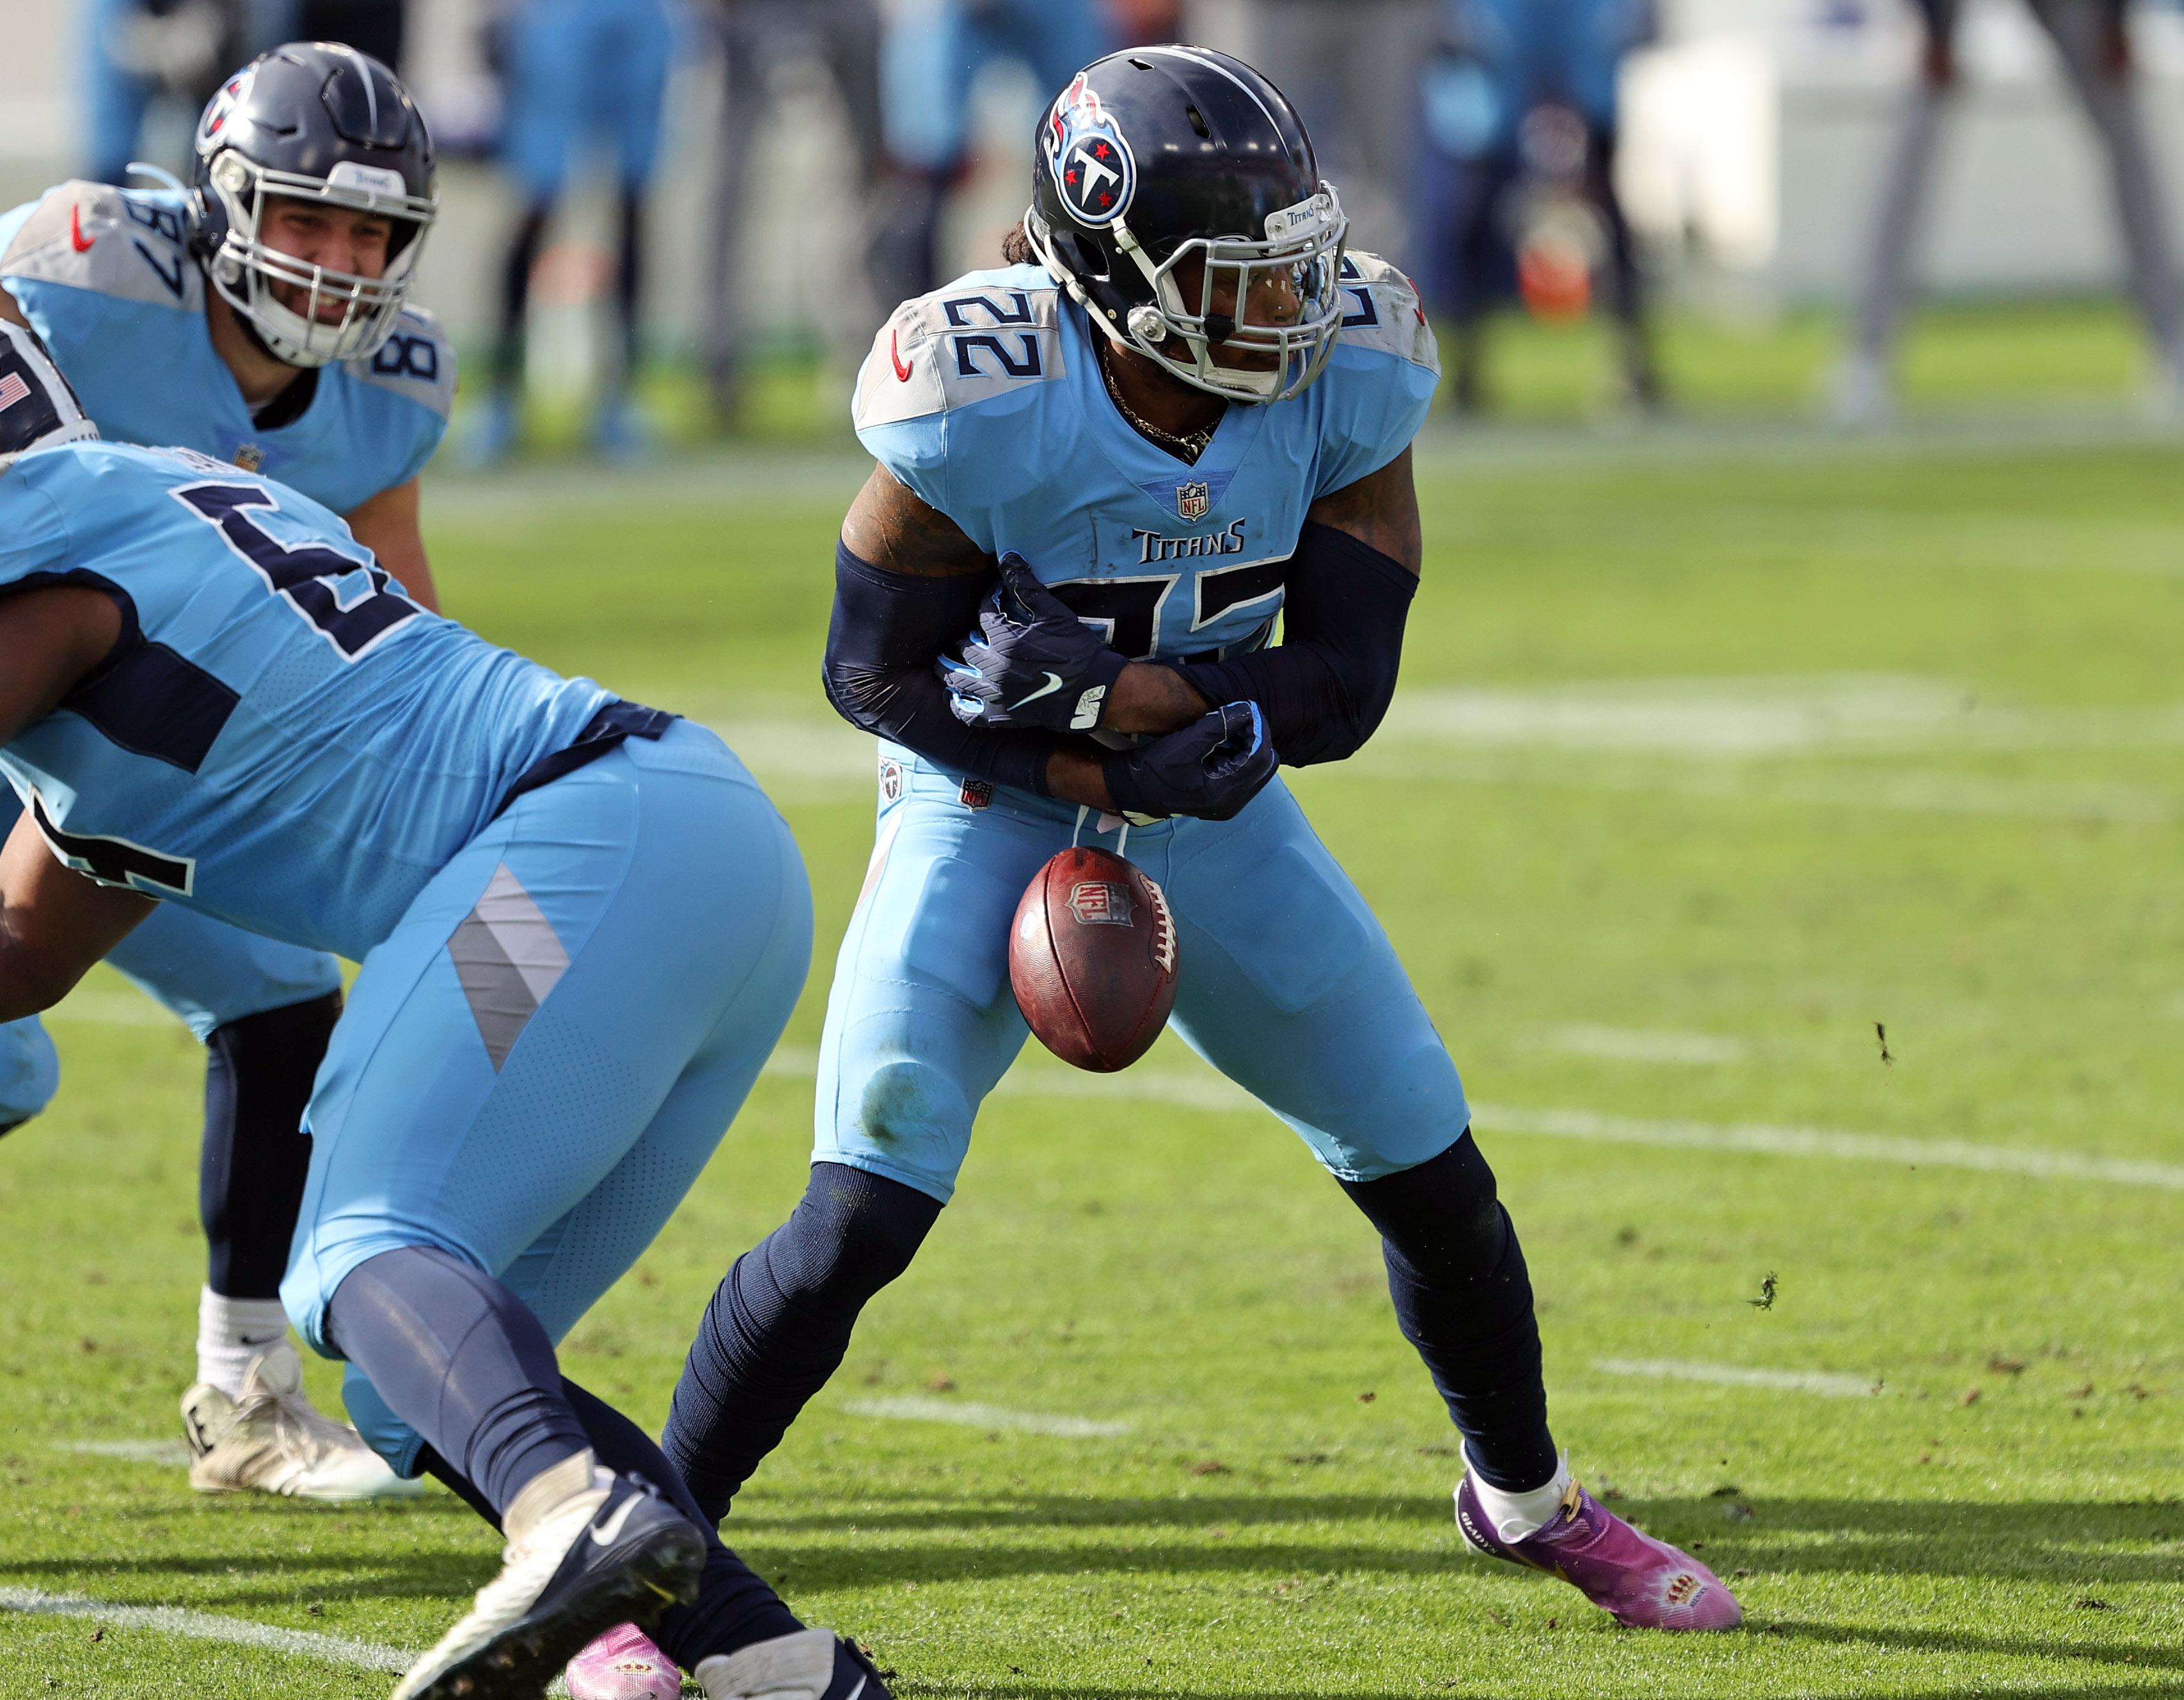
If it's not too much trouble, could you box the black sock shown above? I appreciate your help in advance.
[663,1163,942,1523]
[200,991,342,1300]
[326,1245,590,1515]
[1338,1133,1559,1491]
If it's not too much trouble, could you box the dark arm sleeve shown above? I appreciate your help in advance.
[822,540,1061,796]
[1165,521,1416,768]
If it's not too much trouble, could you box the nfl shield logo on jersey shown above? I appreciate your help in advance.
[1045,72,1136,227]
[1175,481,1210,521]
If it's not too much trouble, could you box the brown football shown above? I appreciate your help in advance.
[1009,846,1179,1072]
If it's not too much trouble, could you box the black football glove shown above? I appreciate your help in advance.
[1103,701,1278,823]
[936,552,1128,732]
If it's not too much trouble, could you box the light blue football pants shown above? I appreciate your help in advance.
[0,795,344,1126]
[816,747,1470,1203]
[276,721,812,1474]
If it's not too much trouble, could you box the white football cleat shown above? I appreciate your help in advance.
[180,1342,423,1502]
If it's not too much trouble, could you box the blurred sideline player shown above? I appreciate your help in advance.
[81,0,278,187]
[0,333,890,1700]
[470,0,676,463]
[869,0,1114,313]
[1430,0,1658,412]
[701,0,883,426]
[1838,0,2184,421]
[662,46,1741,1634]
[0,42,452,1502]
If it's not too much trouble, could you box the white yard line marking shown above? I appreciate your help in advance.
[1379,677,2184,759]
[0,1587,413,1672]
[841,1396,1130,1437]
[1472,1103,2184,1190]
[0,1587,573,1695]
[1594,1358,1878,1397]
[1348,749,2175,824]
[1530,1026,1748,1066]
[59,1440,191,1465]
[761,1045,2180,1190]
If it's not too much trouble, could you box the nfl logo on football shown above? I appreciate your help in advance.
[1176,481,1210,521]
[1068,881,1134,926]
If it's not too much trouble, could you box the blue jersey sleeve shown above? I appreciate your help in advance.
[1311,253,1441,500]
[0,476,73,585]
[850,265,1070,556]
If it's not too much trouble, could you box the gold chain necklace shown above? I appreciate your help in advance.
[1096,340,1218,463]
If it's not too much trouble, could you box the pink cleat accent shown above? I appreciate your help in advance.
[566,1621,682,1700]
[1455,1476,1743,1631]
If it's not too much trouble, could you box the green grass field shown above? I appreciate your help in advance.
[4,393,2184,1696]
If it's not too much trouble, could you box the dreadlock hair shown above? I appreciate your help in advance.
[999,221,1036,265]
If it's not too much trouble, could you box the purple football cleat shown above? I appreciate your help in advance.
[1455,1476,1743,1631]
[566,1621,682,1700]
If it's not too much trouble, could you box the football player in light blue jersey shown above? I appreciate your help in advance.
[661,47,1745,1638]
[0,43,457,1504]
[0,328,896,1700]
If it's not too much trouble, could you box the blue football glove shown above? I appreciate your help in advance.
[1102,701,1278,823]
[936,552,1128,731]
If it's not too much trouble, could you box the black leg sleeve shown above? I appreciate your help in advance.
[200,991,342,1300]
[1338,1132,1559,1491]
[614,185,645,388]
[662,1163,942,1523]
[326,1245,591,1516]
[562,1379,803,1668]
[495,201,554,391]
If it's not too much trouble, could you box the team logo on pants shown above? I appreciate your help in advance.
[879,757,903,802]
[1068,881,1134,926]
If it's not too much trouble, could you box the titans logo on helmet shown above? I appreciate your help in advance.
[1045,73,1136,228]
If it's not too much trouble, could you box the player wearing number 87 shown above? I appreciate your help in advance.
[663,43,1738,1639]
[0,330,902,1699]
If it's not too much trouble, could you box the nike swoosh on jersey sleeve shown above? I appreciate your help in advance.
[1,182,202,312]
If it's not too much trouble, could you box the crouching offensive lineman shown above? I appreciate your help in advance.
[0,327,889,1700]
[661,46,1741,1635]
[0,40,453,1504]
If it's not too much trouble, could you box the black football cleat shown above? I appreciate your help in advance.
[392,1467,704,1700]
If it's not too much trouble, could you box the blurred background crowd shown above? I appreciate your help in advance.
[12,0,2184,453]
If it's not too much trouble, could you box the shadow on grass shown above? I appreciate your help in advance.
[725,1490,2184,1584]
[1770,1616,2184,1674]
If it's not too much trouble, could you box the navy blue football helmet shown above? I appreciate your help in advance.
[1026,45,1348,402]
[189,42,438,367]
